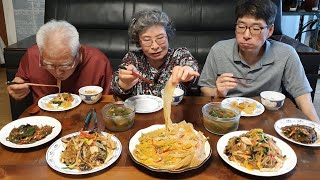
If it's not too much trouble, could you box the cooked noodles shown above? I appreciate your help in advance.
[224,129,286,172]
[60,131,117,171]
[57,79,61,94]
[132,77,207,170]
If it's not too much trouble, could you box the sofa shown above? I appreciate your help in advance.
[4,0,320,120]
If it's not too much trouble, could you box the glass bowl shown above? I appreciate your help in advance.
[202,102,241,135]
[101,102,135,132]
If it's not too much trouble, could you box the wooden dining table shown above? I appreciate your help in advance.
[0,95,319,179]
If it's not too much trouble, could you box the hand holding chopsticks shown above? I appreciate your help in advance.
[6,81,59,88]
[119,65,154,84]
[217,73,252,87]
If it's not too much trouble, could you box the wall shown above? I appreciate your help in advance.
[13,0,44,41]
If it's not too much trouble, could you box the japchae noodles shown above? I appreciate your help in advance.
[224,129,286,172]
[60,131,117,171]
[132,78,207,170]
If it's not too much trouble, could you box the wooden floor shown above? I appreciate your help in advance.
[0,67,319,128]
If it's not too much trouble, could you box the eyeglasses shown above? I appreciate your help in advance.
[235,23,269,35]
[140,35,167,47]
[39,54,78,70]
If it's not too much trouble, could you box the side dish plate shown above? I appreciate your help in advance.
[221,97,265,117]
[38,93,82,112]
[274,118,320,147]
[125,95,163,113]
[0,116,61,148]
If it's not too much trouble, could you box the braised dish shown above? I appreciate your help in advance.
[6,124,53,144]
[281,124,318,144]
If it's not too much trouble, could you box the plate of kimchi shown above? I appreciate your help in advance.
[38,93,82,111]
[46,131,122,175]
[0,116,61,148]
[217,129,297,177]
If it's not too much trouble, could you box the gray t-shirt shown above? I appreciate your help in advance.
[198,38,312,98]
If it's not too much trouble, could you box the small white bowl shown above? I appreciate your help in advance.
[78,86,103,104]
[260,91,285,111]
[161,87,184,105]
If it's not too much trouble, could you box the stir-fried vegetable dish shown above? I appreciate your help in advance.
[224,129,286,172]
[6,124,53,144]
[46,92,74,109]
[60,131,117,171]
[208,107,236,118]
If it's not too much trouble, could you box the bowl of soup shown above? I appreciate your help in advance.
[79,86,103,104]
[101,102,135,132]
[160,87,184,105]
[202,102,241,135]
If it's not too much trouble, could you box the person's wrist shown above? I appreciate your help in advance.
[118,79,133,91]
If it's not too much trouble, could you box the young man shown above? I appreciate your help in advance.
[7,20,113,102]
[198,0,319,123]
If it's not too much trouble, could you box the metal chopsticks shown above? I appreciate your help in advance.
[217,74,252,81]
[119,66,154,84]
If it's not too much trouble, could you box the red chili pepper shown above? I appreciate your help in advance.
[80,131,95,139]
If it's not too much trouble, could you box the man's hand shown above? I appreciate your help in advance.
[7,77,30,100]
[215,73,238,97]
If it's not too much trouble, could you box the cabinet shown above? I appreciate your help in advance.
[283,10,320,50]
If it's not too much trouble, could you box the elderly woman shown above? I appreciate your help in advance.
[111,9,199,98]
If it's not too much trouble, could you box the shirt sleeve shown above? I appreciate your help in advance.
[198,45,218,88]
[282,47,312,98]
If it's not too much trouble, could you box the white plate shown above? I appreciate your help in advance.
[125,95,163,113]
[128,124,211,173]
[221,97,265,116]
[38,93,82,112]
[0,116,61,148]
[46,131,122,175]
[274,118,320,147]
[217,131,297,177]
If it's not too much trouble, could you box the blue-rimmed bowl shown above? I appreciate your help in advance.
[260,91,285,111]
[78,86,103,104]
[161,87,184,105]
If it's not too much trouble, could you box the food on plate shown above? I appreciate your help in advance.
[231,100,256,114]
[60,131,117,171]
[281,124,318,144]
[6,124,53,144]
[84,90,98,94]
[132,78,207,170]
[45,92,74,109]
[224,129,286,172]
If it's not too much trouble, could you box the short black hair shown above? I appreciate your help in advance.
[235,0,277,25]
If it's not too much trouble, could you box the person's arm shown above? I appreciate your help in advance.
[295,93,320,123]
[200,87,216,96]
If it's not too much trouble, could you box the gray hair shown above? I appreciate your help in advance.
[36,20,80,57]
[128,9,176,47]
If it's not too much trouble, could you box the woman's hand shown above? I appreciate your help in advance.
[215,73,238,97]
[171,66,200,83]
[118,65,140,90]
[7,77,30,100]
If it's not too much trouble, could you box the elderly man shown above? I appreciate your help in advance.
[198,0,319,123]
[7,20,113,102]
